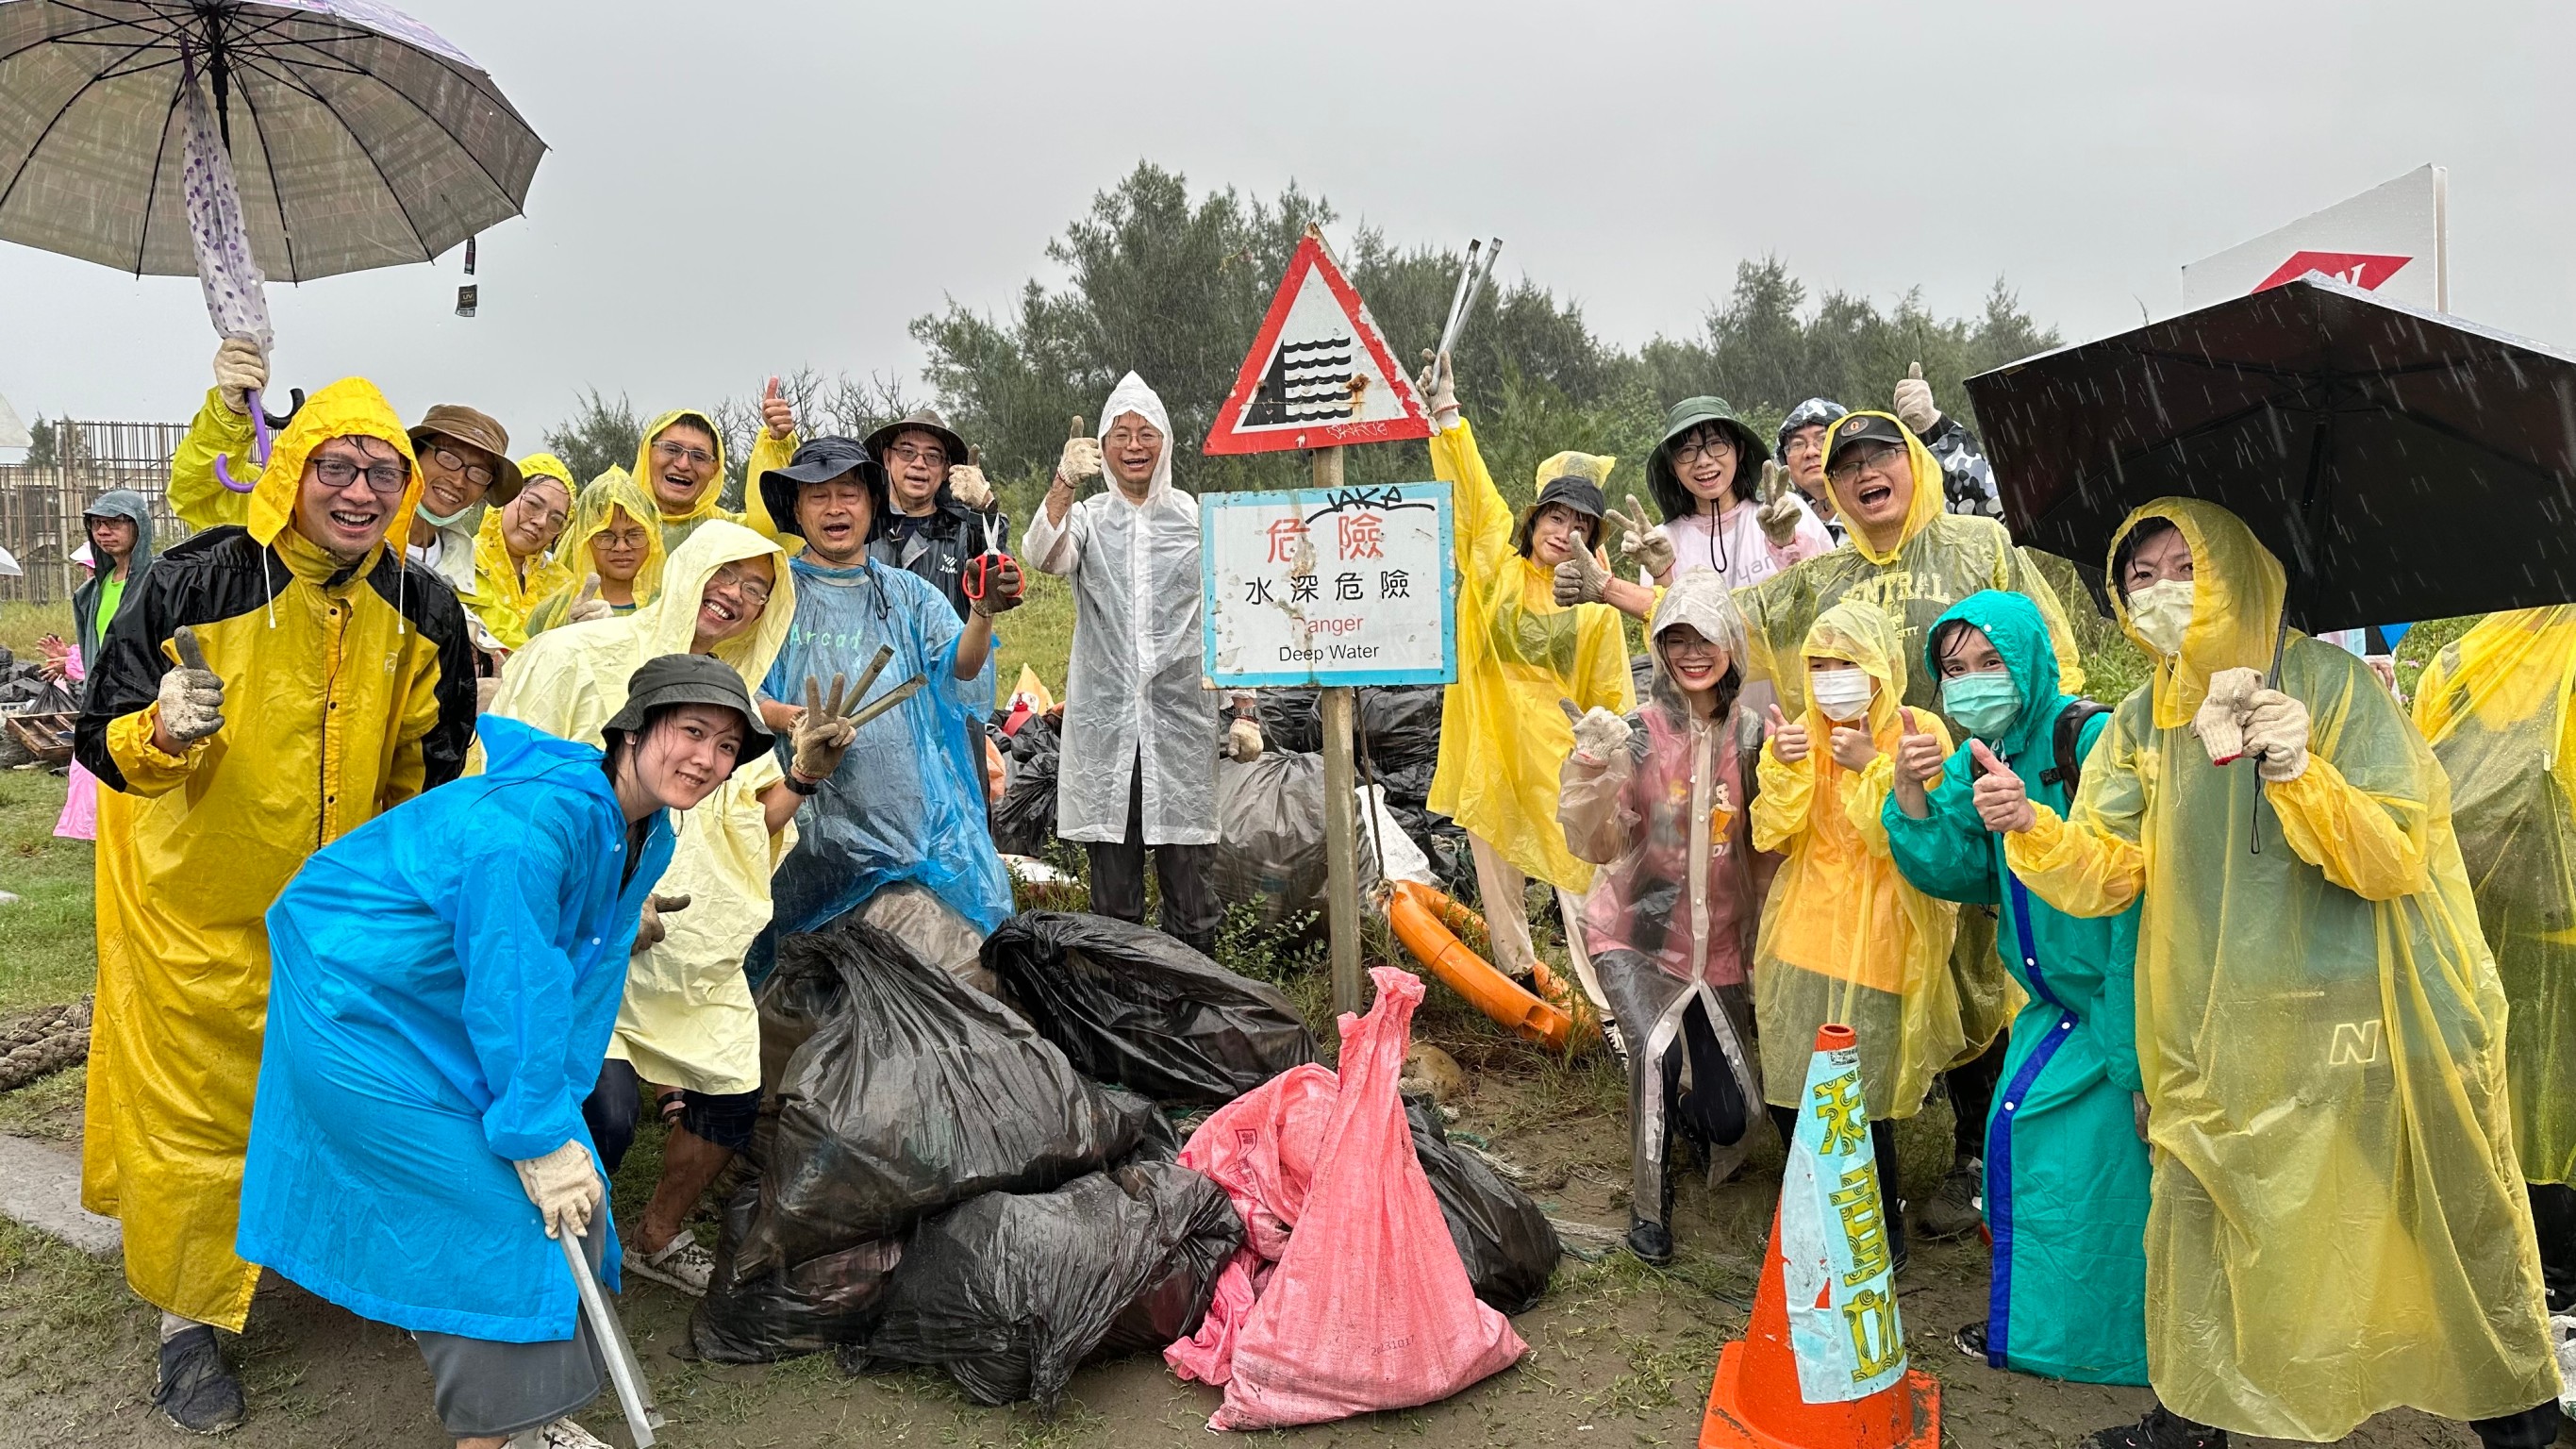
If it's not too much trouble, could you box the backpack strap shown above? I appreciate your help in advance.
[2041,699,2113,797]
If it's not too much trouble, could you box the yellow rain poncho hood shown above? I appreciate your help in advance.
[2005,498,2555,1438]
[466,453,577,650]
[72,376,475,1331]
[1424,419,1636,891]
[524,466,670,637]
[1748,598,1962,1120]
[2414,607,2576,1189]
[637,408,730,535]
[490,519,798,1093]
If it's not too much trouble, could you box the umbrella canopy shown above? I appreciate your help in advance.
[0,0,543,283]
[1966,275,2576,632]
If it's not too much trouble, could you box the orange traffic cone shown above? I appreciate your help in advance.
[1701,1024,1938,1449]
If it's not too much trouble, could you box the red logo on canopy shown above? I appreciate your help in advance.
[2254,251,2415,293]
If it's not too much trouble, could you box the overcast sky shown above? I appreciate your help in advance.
[5,0,2571,449]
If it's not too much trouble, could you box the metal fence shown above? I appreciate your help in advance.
[0,420,192,607]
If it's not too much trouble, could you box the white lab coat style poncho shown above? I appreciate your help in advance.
[1022,373,1220,845]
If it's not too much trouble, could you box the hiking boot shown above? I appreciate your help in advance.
[1913,1163,1985,1241]
[152,1324,245,1435]
[1626,1217,1675,1267]
[507,1419,612,1449]
[2086,1405,2229,1449]
[624,1232,715,1296]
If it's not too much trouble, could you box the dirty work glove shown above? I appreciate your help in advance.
[2191,666,2263,766]
[212,338,266,416]
[1553,546,1609,607]
[512,1141,604,1241]
[632,892,690,956]
[2241,688,2312,782]
[947,449,996,511]
[969,558,1023,617]
[1893,361,1940,437]
[565,573,612,625]
[157,626,225,745]
[1571,705,1632,763]
[790,675,867,781]
[1754,461,1804,547]
[1225,716,1265,763]
[1604,494,1674,578]
[1415,350,1459,428]
[1055,431,1103,489]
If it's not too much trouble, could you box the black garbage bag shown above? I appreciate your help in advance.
[982,911,1316,1107]
[1256,689,1322,754]
[687,1167,904,1362]
[990,713,1060,856]
[737,918,1150,1276]
[1211,749,1388,928]
[1356,685,1442,773]
[1405,1095,1560,1314]
[840,1160,1242,1408]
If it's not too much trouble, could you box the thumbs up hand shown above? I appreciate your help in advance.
[1829,721,1879,773]
[1969,739,2036,833]
[1893,707,1944,788]
[1765,702,1810,765]
[760,375,795,441]
[154,625,227,751]
[1055,415,1102,490]
[1893,360,1940,436]
[566,572,613,624]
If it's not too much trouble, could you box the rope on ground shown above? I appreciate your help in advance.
[0,997,91,1092]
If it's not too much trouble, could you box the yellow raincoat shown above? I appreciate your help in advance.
[490,520,797,1094]
[2004,498,2554,1439]
[524,467,670,637]
[166,387,256,532]
[75,378,476,1329]
[2414,608,2576,1190]
[635,408,796,555]
[1426,417,1636,891]
[1749,599,1962,1120]
[464,453,577,650]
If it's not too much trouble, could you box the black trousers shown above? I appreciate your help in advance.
[1769,1104,1908,1269]
[1943,1032,2008,1162]
[2533,1182,2576,1312]
[1084,752,1222,956]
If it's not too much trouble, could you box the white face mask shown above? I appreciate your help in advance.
[2128,577,2195,657]
[1810,666,1872,722]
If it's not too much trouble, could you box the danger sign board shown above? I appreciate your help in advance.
[1201,482,1455,687]
[1203,232,1434,455]
[2181,164,2447,312]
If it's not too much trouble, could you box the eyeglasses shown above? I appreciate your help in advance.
[706,564,772,608]
[428,445,495,490]
[1662,636,1724,658]
[1826,443,1901,483]
[313,455,410,494]
[1672,437,1737,465]
[886,442,948,467]
[653,440,717,470]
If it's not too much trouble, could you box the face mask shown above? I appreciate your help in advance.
[1940,672,2022,741]
[415,500,472,528]
[1810,667,1872,722]
[2128,577,2195,656]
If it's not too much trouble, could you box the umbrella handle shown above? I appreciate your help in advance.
[212,388,274,492]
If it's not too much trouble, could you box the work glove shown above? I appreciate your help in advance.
[1893,361,1940,437]
[969,558,1023,617]
[2191,666,2262,766]
[566,574,613,625]
[157,626,225,745]
[212,338,267,416]
[1604,494,1674,578]
[1055,425,1103,490]
[946,454,996,511]
[1571,705,1632,764]
[2242,687,2312,783]
[1225,716,1265,763]
[512,1141,604,1241]
[1415,350,1460,428]
[790,674,869,781]
[1553,545,1609,607]
[1754,461,1805,547]
[632,892,690,956]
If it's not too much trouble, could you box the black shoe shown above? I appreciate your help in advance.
[152,1325,245,1435]
[1626,1218,1675,1267]
[1914,1163,1984,1241]
[2086,1405,2228,1449]
[1953,1320,1989,1360]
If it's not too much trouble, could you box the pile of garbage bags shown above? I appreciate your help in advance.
[1255,686,1471,896]
[989,709,1060,858]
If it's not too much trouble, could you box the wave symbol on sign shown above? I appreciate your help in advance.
[1245,336,1358,425]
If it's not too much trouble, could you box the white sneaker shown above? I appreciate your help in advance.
[507,1419,611,1449]
[623,1232,715,1295]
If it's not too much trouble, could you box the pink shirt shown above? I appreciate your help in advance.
[1649,496,1834,592]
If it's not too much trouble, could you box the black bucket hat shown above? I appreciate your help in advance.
[1512,475,1607,557]
[861,408,969,471]
[1646,396,1770,523]
[602,653,775,770]
[758,437,889,541]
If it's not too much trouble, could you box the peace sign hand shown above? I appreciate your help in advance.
[1754,460,1803,547]
[1605,493,1674,578]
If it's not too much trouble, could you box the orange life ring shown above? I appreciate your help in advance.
[1385,879,1574,1051]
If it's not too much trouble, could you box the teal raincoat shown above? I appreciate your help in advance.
[1880,590,2149,1385]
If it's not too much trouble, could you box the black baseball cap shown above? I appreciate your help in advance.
[602,654,774,770]
[1821,411,1908,466]
[758,437,889,541]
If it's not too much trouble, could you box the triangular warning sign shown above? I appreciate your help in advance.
[2254,250,2415,293]
[1204,231,1433,456]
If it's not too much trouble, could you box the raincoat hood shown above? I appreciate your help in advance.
[1799,597,1906,738]
[1513,449,1617,555]
[2105,497,2284,730]
[514,452,578,506]
[558,467,670,601]
[1924,590,2060,762]
[1096,372,1175,507]
[1775,397,1849,458]
[1820,410,1942,567]
[637,408,729,525]
[643,519,797,680]
[245,376,423,559]
[468,457,578,651]
[83,488,156,569]
[1647,396,1770,523]
[1647,570,1749,708]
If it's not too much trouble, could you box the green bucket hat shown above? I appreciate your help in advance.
[1645,396,1770,524]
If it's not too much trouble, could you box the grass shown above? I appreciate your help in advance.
[0,601,73,658]
[0,771,92,1016]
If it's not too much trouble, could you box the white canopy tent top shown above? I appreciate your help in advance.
[0,392,28,451]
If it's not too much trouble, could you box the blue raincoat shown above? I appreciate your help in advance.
[1880,591,2148,1385]
[236,716,675,1342]
[753,556,1011,983]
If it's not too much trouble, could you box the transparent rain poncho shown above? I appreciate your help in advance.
[2004,497,2556,1439]
[524,466,669,638]
[2414,606,2576,1189]
[1748,597,1963,1121]
[1022,373,1222,846]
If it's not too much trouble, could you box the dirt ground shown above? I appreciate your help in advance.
[0,1039,2512,1449]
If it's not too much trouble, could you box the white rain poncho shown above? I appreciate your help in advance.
[1022,373,1220,845]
